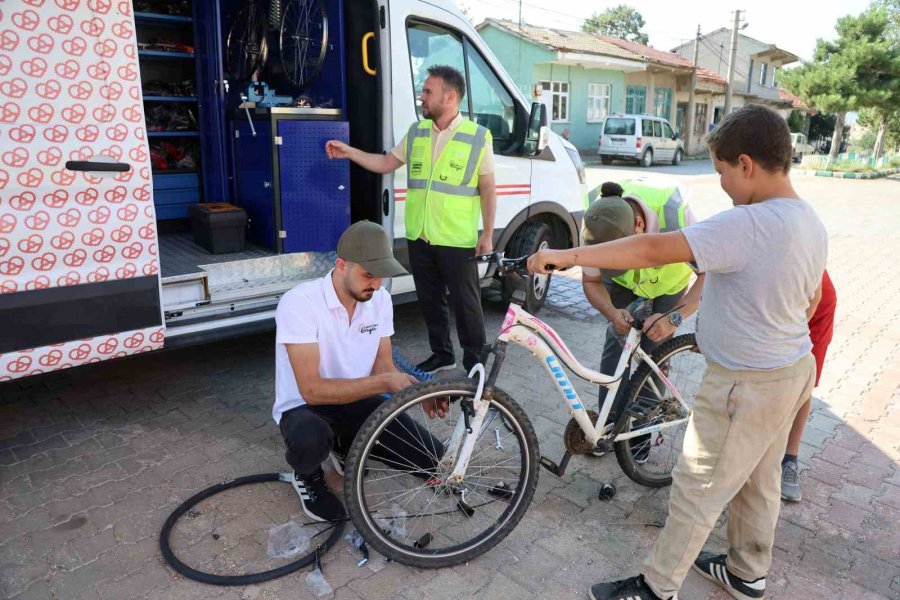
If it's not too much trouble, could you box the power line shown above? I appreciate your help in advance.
[475,0,698,41]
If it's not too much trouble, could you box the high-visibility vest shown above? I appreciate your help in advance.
[586,181,694,298]
[405,118,491,248]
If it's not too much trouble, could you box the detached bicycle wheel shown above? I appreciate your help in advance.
[279,0,328,89]
[225,0,269,85]
[344,379,539,568]
[615,334,705,487]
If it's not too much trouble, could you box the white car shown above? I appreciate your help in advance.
[790,133,814,162]
[598,114,685,167]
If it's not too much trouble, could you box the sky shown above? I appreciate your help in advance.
[460,0,874,62]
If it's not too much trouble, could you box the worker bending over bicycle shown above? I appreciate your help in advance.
[581,179,705,450]
[529,105,825,600]
[272,221,445,523]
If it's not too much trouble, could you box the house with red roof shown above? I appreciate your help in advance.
[477,19,801,155]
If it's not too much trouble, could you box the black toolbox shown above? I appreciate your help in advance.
[189,203,247,254]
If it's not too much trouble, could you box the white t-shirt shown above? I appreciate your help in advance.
[682,198,827,371]
[272,271,395,424]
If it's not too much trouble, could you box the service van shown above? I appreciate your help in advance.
[0,0,587,381]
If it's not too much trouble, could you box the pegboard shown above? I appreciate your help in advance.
[277,120,350,253]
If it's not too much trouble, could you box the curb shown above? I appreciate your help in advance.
[795,167,900,180]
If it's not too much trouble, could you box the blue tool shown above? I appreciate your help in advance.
[244,82,293,107]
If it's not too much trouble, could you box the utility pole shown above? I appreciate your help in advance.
[723,10,743,115]
[684,24,701,154]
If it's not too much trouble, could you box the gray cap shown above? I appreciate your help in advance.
[336,221,408,278]
[582,196,635,245]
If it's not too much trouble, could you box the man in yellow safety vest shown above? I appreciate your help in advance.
[582,179,705,432]
[325,65,496,374]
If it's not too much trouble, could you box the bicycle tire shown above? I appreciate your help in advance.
[615,334,701,488]
[344,378,540,568]
[159,473,344,586]
[225,1,269,84]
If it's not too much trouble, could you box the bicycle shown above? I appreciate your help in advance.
[342,253,706,568]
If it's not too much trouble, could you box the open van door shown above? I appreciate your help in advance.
[0,0,163,380]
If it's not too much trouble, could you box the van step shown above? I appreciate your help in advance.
[200,252,335,303]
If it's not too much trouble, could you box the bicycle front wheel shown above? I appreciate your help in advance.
[344,378,539,568]
[615,334,705,487]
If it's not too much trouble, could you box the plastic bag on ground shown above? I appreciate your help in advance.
[266,521,310,559]
[306,567,333,598]
[374,503,408,540]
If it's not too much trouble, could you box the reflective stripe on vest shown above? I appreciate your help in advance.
[585,181,693,298]
[405,119,490,247]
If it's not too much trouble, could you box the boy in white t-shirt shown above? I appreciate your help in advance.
[274,221,444,523]
[528,105,826,600]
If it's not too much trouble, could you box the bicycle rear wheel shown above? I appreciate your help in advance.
[344,378,539,568]
[615,334,705,487]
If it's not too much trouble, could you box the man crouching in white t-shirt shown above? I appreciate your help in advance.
[273,221,445,522]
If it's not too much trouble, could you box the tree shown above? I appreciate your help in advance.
[787,110,806,133]
[582,5,649,45]
[780,6,900,159]
[809,113,838,141]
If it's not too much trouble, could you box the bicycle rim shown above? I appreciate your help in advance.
[280,0,328,89]
[225,2,268,83]
[348,386,534,565]
[616,335,705,486]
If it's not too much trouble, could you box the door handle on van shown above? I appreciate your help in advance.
[65,161,131,173]
[362,32,376,76]
[382,189,389,216]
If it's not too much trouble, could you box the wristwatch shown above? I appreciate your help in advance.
[668,311,684,327]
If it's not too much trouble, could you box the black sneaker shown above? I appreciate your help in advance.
[291,469,345,522]
[590,575,675,600]
[416,354,457,375]
[692,552,765,599]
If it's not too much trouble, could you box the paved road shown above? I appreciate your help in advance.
[1,171,898,600]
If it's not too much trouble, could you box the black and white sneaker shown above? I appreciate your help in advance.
[291,469,345,522]
[692,552,765,599]
[416,354,457,375]
[589,574,675,600]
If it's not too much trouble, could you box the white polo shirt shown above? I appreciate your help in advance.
[272,271,394,424]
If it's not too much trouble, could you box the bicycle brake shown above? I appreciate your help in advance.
[460,398,475,433]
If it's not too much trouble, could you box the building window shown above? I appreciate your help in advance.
[772,66,778,87]
[654,87,672,119]
[587,83,611,122]
[694,103,708,135]
[626,85,646,114]
[759,63,768,86]
[540,80,569,122]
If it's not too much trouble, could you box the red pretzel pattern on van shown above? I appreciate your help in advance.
[1,0,158,380]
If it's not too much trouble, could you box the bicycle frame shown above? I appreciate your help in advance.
[445,302,691,481]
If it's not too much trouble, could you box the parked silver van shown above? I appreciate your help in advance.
[598,114,684,167]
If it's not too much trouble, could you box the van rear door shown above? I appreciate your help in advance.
[0,0,163,381]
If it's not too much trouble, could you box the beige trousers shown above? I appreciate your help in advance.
[642,354,816,598]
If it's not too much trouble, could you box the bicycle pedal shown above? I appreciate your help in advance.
[628,397,660,418]
[487,481,513,499]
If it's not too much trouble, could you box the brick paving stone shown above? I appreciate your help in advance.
[823,499,868,531]
[849,552,898,598]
